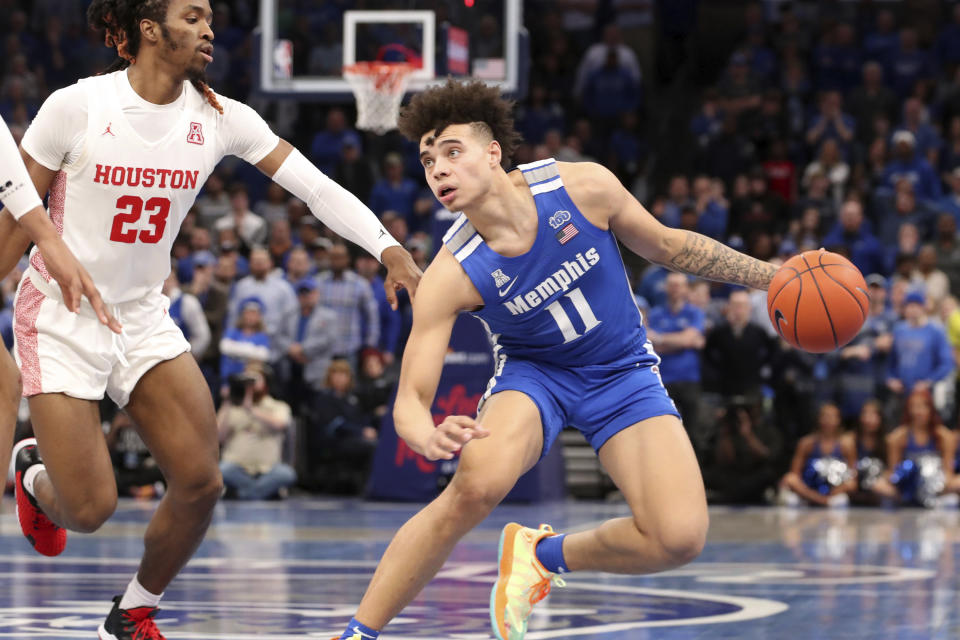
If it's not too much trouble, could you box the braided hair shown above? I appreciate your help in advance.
[87,0,223,114]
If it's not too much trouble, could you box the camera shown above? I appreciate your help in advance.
[227,373,257,405]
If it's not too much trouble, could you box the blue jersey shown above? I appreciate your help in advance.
[443,158,656,368]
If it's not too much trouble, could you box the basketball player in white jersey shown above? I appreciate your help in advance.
[0,2,421,639]
[0,114,119,503]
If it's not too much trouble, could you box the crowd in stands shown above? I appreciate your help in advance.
[5,1,960,506]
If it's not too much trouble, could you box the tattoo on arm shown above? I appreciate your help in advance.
[667,231,778,290]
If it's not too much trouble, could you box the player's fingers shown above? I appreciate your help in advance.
[84,281,122,334]
[383,278,398,311]
[439,422,474,445]
[60,279,80,313]
[446,415,479,429]
[471,423,491,438]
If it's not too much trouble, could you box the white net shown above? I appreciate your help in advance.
[344,62,415,135]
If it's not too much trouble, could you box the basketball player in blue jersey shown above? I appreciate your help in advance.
[333,80,779,640]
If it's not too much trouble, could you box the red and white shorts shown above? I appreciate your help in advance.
[13,269,190,407]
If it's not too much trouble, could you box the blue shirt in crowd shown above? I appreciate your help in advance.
[888,321,955,391]
[881,157,942,202]
[822,224,886,276]
[646,302,705,384]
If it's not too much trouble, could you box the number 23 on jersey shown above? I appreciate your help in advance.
[109,195,171,244]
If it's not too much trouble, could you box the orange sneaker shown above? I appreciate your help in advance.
[490,523,566,640]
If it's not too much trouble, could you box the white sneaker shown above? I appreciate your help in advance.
[778,488,801,507]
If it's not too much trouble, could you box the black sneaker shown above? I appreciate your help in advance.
[13,438,66,557]
[98,595,166,640]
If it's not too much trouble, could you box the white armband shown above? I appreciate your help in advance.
[0,117,42,220]
[271,149,401,262]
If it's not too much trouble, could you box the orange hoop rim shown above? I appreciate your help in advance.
[343,61,416,77]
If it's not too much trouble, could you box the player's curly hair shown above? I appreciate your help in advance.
[398,79,522,165]
[87,0,223,114]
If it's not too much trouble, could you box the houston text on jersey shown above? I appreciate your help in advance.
[93,164,200,190]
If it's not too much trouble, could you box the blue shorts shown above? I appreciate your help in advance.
[479,356,680,459]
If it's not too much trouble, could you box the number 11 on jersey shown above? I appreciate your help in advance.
[545,287,601,343]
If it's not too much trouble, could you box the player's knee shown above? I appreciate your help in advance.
[170,466,223,509]
[654,511,708,568]
[449,476,509,513]
[71,492,118,533]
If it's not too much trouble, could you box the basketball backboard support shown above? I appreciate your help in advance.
[256,0,527,100]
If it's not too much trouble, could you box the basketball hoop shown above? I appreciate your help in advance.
[343,61,415,135]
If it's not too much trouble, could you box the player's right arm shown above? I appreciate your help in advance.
[0,101,119,330]
[393,247,488,461]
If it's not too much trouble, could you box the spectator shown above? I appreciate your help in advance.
[310,107,358,175]
[661,175,692,228]
[778,403,857,507]
[886,27,935,99]
[802,138,849,209]
[811,23,861,93]
[718,51,762,120]
[804,90,855,155]
[579,47,641,121]
[229,247,298,343]
[162,268,211,362]
[847,62,898,146]
[703,401,781,504]
[218,367,297,500]
[220,297,271,382]
[887,290,955,418]
[916,244,950,312]
[939,167,960,223]
[284,246,314,285]
[690,88,725,151]
[646,273,706,446]
[195,172,231,229]
[895,98,942,163]
[254,182,290,225]
[876,183,935,247]
[515,83,566,146]
[573,24,642,98]
[302,359,377,493]
[794,168,838,231]
[355,253,402,362]
[873,389,959,507]
[214,183,268,249]
[276,277,338,408]
[703,289,775,402]
[267,219,294,271]
[315,243,380,366]
[935,4,960,71]
[692,175,729,240]
[334,132,375,205]
[368,152,419,227]
[933,213,960,298]
[942,116,960,175]
[106,412,164,499]
[842,400,887,505]
[355,348,396,428]
[863,9,899,64]
[187,251,228,390]
[762,139,796,204]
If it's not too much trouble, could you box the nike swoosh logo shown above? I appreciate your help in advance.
[352,627,375,639]
[498,277,519,297]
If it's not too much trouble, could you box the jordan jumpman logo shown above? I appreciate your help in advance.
[102,122,115,137]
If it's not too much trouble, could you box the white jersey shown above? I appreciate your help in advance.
[21,70,278,303]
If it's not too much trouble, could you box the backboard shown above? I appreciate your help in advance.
[257,0,527,100]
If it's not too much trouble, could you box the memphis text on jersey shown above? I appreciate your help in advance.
[504,247,600,316]
[93,164,200,190]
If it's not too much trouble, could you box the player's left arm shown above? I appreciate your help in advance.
[561,162,778,290]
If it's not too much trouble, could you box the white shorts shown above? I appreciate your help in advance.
[12,270,190,408]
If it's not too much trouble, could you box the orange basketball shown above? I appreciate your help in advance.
[766,249,869,353]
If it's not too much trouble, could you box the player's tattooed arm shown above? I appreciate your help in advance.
[665,231,778,291]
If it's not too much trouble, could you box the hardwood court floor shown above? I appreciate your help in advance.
[0,499,955,638]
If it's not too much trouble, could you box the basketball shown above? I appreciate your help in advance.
[766,249,869,353]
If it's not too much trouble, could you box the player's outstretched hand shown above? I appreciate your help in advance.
[381,245,423,310]
[36,237,122,334]
[424,415,490,461]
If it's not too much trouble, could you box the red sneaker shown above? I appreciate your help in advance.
[13,438,66,557]
[98,596,166,640]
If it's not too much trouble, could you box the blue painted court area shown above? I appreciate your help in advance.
[0,500,957,638]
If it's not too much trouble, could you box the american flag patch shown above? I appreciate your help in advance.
[555,223,579,244]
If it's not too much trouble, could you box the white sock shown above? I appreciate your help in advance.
[118,576,163,610]
[22,464,45,499]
